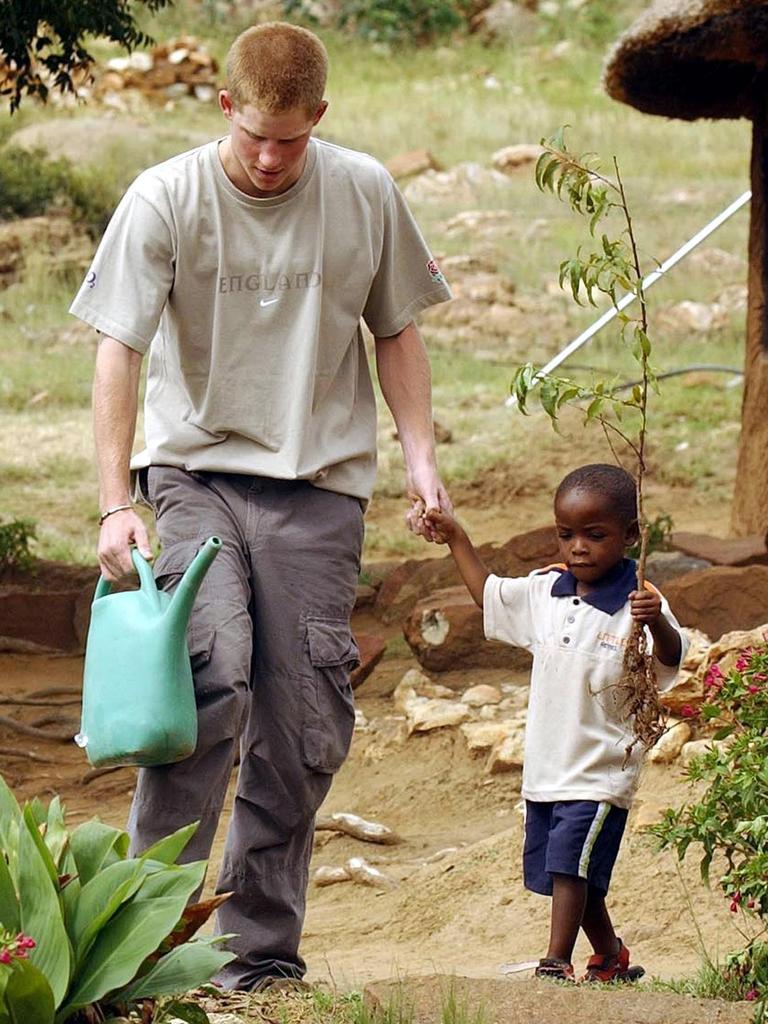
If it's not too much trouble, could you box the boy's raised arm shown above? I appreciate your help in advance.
[424,509,489,609]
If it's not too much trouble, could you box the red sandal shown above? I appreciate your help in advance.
[581,940,645,983]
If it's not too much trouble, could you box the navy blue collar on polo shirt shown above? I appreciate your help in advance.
[550,558,638,615]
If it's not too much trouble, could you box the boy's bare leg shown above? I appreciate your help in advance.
[546,874,587,962]
[581,886,621,955]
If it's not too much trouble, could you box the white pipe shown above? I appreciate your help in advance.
[505,189,752,407]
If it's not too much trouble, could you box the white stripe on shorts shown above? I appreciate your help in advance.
[578,801,611,878]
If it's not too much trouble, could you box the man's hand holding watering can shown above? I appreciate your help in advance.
[98,507,153,582]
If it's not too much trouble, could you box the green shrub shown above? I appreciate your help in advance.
[0,147,118,236]
[649,642,768,1013]
[287,0,472,45]
[0,517,36,573]
[0,774,234,1023]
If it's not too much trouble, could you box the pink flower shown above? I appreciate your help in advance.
[0,951,10,965]
[705,664,725,690]
[736,657,750,671]
[748,898,756,908]
[746,989,759,1001]
[16,936,35,950]
[753,673,768,681]
[680,704,697,718]
[748,685,760,694]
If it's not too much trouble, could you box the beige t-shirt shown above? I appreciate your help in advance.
[70,138,451,500]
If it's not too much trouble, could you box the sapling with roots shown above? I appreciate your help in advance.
[512,128,664,757]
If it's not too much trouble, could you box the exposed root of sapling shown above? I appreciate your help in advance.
[619,619,666,766]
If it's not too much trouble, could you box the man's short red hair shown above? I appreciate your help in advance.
[226,22,328,115]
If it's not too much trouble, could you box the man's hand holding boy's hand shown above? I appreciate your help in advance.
[629,588,662,624]
[423,507,462,545]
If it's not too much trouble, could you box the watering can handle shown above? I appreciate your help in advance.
[93,548,158,602]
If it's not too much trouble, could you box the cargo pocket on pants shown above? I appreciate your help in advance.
[301,616,359,774]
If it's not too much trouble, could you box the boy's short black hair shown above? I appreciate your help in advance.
[555,464,638,525]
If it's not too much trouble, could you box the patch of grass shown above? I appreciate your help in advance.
[648,957,748,1002]
[383,635,413,660]
[197,984,416,1024]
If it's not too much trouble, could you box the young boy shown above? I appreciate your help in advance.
[424,463,686,983]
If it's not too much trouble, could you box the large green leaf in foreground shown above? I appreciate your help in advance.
[18,817,71,1007]
[114,937,235,1002]
[60,895,189,1016]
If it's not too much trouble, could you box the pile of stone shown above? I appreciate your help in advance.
[94,36,219,104]
[391,668,528,775]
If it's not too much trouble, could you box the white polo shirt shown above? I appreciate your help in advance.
[484,559,686,809]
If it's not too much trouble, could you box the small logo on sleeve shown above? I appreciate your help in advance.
[86,271,97,289]
[426,258,446,285]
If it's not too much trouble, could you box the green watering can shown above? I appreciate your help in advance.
[77,536,222,768]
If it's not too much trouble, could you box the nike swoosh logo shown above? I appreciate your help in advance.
[260,297,279,307]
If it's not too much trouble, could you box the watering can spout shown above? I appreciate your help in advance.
[166,536,222,635]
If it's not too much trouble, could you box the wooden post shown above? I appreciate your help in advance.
[732,90,768,537]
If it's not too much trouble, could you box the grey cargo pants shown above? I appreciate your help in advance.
[127,467,363,989]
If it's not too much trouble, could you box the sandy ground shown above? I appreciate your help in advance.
[0,638,749,992]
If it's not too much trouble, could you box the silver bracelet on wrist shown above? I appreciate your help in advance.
[98,504,133,526]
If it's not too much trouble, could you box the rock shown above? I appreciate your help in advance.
[441,253,499,275]
[658,300,728,334]
[405,697,471,734]
[670,531,768,568]
[350,633,386,690]
[403,586,532,672]
[491,144,544,174]
[314,865,351,887]
[644,551,711,587]
[470,0,539,40]
[704,622,768,678]
[460,719,515,752]
[461,684,502,707]
[354,583,377,609]
[687,247,746,275]
[354,709,369,731]
[680,738,720,767]
[393,668,454,713]
[660,627,710,714]
[663,565,768,640]
[403,164,510,205]
[450,272,516,305]
[486,728,526,774]
[716,283,748,314]
[647,720,692,764]
[345,856,397,889]
[385,149,442,180]
[444,210,516,238]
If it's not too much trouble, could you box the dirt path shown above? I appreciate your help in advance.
[364,975,754,1024]
[0,641,747,996]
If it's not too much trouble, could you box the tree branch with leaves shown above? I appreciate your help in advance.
[0,0,172,112]
[512,127,665,757]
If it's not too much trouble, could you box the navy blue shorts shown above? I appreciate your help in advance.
[523,800,628,896]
